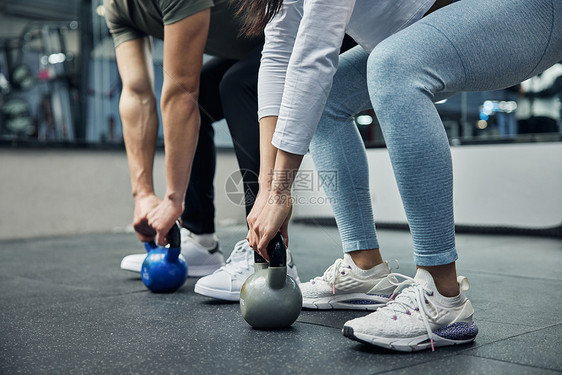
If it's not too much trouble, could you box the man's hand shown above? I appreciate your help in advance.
[133,193,161,242]
[147,196,184,246]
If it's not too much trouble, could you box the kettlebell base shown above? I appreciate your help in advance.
[248,323,297,331]
[240,273,302,330]
[141,252,188,293]
[240,233,302,329]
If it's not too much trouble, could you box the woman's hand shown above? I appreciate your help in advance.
[247,116,303,259]
[247,189,293,260]
[246,188,269,252]
[147,196,184,246]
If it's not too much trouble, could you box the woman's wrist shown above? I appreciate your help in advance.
[270,149,303,194]
[258,177,272,188]
[267,186,292,208]
[258,170,274,191]
[270,175,294,195]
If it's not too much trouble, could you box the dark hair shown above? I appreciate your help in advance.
[235,0,284,36]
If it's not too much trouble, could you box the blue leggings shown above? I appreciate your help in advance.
[310,0,562,266]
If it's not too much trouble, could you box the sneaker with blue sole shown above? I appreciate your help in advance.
[300,254,397,310]
[342,268,478,352]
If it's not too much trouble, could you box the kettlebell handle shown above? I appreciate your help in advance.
[144,241,159,253]
[165,222,181,262]
[167,222,181,249]
[268,232,287,268]
[251,232,286,267]
[143,222,182,261]
[254,252,268,266]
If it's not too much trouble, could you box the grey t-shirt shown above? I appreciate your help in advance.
[104,0,262,60]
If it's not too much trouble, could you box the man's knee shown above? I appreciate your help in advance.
[122,77,155,101]
[119,80,156,115]
[219,70,249,103]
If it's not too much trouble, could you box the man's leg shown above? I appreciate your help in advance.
[181,57,236,236]
[173,57,238,276]
[219,45,262,216]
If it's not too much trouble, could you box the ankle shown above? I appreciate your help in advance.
[349,249,383,270]
[418,263,459,297]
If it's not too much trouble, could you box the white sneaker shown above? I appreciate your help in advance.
[300,254,396,310]
[343,268,478,352]
[120,228,225,277]
[194,239,301,301]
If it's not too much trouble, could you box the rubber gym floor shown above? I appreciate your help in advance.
[1,223,561,374]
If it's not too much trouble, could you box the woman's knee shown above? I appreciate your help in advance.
[367,39,431,109]
[325,49,370,119]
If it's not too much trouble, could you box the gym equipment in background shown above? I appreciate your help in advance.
[1,96,32,133]
[10,63,34,91]
[0,21,79,140]
[0,42,34,136]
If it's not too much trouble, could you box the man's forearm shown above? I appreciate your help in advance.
[120,90,159,199]
[160,88,200,206]
[158,8,209,211]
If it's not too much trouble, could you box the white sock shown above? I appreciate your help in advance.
[344,253,389,278]
[190,232,217,249]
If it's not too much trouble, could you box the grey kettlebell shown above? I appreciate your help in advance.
[240,232,302,329]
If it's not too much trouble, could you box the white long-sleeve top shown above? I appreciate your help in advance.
[258,0,435,155]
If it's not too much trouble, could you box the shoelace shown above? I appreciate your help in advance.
[328,258,351,294]
[311,259,398,295]
[220,240,252,276]
[309,258,351,294]
[382,273,438,351]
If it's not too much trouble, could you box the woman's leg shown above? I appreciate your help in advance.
[310,46,380,264]
[367,0,562,295]
[300,46,395,311]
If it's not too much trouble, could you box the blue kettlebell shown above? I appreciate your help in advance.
[240,232,302,329]
[141,222,188,293]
